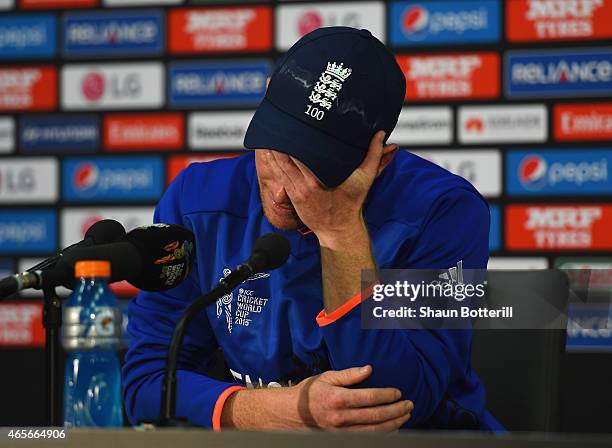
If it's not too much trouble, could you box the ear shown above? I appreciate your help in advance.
[377,144,399,177]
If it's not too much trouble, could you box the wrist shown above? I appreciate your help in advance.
[316,215,369,251]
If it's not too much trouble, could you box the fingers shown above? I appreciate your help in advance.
[358,130,386,179]
[267,151,298,196]
[321,365,372,387]
[343,413,412,432]
[340,387,402,407]
[336,400,413,426]
[289,156,323,189]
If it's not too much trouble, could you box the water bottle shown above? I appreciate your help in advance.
[62,260,123,427]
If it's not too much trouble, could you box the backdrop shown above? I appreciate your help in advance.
[0,0,610,430]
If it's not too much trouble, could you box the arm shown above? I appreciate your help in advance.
[121,168,244,429]
[317,189,490,426]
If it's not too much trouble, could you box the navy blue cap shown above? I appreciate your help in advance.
[244,27,406,188]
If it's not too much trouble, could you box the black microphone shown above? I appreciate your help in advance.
[159,232,290,425]
[0,220,126,298]
[28,219,126,273]
[219,233,291,289]
[46,223,196,292]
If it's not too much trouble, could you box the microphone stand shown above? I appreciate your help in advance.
[159,266,253,426]
[41,286,63,426]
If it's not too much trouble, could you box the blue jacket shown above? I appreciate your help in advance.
[122,150,503,431]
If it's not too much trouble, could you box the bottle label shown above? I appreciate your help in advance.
[62,306,122,351]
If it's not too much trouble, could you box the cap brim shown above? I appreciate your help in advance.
[244,98,364,188]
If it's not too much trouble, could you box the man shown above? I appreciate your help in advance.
[123,27,502,431]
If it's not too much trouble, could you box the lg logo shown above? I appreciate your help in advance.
[82,72,142,101]
[0,168,35,194]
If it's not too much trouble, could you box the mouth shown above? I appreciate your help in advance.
[270,194,295,216]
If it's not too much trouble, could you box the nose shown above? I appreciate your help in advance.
[272,186,291,205]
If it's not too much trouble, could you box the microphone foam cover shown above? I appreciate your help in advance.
[124,224,196,291]
[84,219,126,245]
[251,233,291,272]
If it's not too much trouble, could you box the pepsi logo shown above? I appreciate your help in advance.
[74,163,99,191]
[465,118,484,133]
[402,6,429,35]
[298,11,323,37]
[519,155,547,189]
[82,72,105,101]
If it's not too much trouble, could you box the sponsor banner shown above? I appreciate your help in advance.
[60,206,154,248]
[19,114,98,152]
[0,67,57,112]
[169,60,269,108]
[506,204,612,250]
[554,102,612,141]
[397,52,500,100]
[458,104,548,144]
[61,206,154,298]
[61,62,164,110]
[506,48,612,98]
[507,149,612,195]
[0,209,57,254]
[0,14,56,59]
[62,157,163,202]
[104,0,181,5]
[21,0,96,8]
[506,0,612,42]
[168,6,272,54]
[0,302,44,348]
[0,158,58,203]
[566,304,612,351]
[63,9,164,57]
[411,149,502,197]
[104,113,184,151]
[389,107,452,145]
[390,0,500,46]
[556,257,612,291]
[167,153,239,184]
[276,2,385,50]
[0,116,14,153]
[487,257,549,270]
[188,111,252,150]
[489,204,501,251]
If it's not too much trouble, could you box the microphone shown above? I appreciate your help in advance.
[28,219,126,273]
[220,233,291,289]
[0,223,195,298]
[47,223,196,292]
[160,233,290,425]
[0,219,126,298]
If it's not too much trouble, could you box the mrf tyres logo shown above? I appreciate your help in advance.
[507,0,612,41]
[398,53,499,100]
[304,61,351,121]
[506,205,612,250]
[507,48,612,98]
[216,268,270,333]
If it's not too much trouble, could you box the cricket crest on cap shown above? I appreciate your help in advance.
[305,61,352,121]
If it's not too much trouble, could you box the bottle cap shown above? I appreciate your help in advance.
[75,260,111,278]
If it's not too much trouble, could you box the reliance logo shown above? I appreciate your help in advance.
[512,59,612,85]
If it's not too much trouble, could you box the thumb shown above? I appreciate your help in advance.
[322,365,372,387]
[358,131,386,179]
